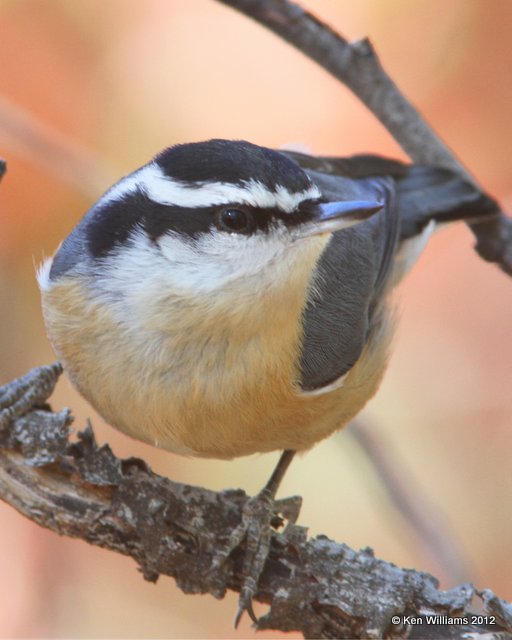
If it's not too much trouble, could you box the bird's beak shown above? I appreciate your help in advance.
[296,200,383,238]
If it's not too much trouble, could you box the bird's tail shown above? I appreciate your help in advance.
[392,165,499,282]
[395,164,499,240]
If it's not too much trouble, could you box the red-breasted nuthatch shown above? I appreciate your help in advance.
[37,139,497,623]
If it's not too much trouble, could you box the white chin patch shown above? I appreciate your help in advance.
[101,163,321,214]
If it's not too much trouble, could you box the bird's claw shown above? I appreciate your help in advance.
[0,363,63,430]
[234,583,258,627]
[210,491,302,628]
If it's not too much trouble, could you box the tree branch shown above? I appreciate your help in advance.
[217,0,512,275]
[1,365,511,638]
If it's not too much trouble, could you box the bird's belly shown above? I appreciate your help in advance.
[42,278,393,460]
[92,316,393,459]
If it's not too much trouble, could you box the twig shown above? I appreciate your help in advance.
[0,365,511,639]
[0,94,118,197]
[349,419,471,586]
[216,0,512,275]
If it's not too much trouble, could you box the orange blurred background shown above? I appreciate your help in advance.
[1,1,511,637]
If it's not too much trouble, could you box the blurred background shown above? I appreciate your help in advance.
[1,0,511,637]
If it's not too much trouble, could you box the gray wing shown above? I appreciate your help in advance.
[298,171,398,391]
[292,152,499,392]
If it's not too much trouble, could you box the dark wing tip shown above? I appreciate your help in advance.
[280,150,409,179]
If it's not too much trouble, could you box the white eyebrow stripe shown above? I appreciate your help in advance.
[101,163,321,213]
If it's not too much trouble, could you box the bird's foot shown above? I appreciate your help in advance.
[210,490,302,628]
[0,363,63,430]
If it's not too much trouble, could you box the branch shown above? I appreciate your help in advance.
[217,0,512,275]
[1,366,511,639]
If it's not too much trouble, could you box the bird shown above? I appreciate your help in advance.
[37,139,498,624]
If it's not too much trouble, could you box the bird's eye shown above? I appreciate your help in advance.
[215,208,253,233]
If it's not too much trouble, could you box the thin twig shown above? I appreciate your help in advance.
[349,419,471,585]
[0,94,118,197]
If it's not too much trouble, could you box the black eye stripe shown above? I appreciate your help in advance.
[86,190,319,257]
[141,197,279,239]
